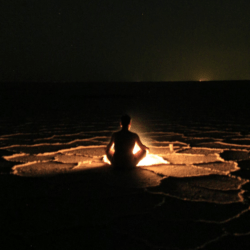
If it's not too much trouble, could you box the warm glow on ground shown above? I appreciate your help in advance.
[103,143,168,166]
[137,151,168,166]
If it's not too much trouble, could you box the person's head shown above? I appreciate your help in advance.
[120,114,131,129]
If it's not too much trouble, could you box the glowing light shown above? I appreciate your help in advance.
[199,77,210,82]
[133,143,141,154]
[137,152,168,166]
[103,143,168,166]
[103,155,111,164]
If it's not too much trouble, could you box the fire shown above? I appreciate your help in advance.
[137,151,168,166]
[103,143,168,166]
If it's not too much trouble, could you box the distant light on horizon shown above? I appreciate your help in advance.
[199,78,209,82]
[198,75,211,82]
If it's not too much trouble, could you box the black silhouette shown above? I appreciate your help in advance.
[106,115,149,168]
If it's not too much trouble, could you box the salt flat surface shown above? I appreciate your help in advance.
[1,112,250,249]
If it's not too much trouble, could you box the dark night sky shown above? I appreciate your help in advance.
[1,0,250,82]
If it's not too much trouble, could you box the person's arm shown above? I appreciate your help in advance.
[106,134,115,155]
[136,134,149,151]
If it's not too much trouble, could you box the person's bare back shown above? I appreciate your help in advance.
[106,115,149,168]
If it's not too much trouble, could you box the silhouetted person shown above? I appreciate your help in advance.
[106,115,149,168]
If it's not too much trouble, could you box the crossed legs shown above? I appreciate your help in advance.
[106,149,147,167]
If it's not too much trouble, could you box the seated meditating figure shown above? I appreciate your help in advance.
[106,115,149,168]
